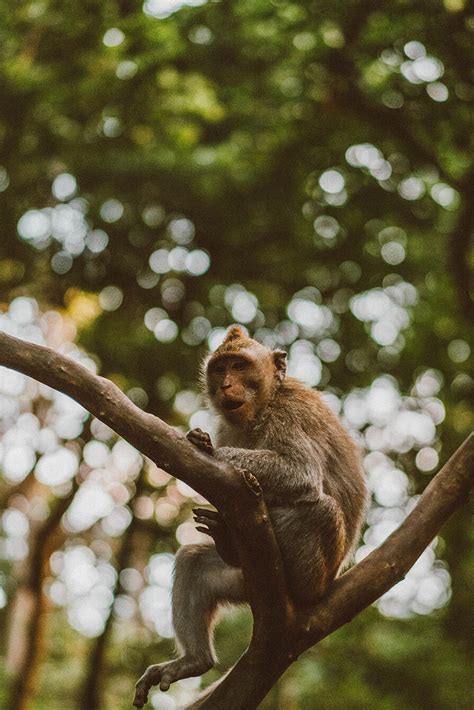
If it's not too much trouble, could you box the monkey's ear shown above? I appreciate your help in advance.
[223,325,247,343]
[273,350,287,381]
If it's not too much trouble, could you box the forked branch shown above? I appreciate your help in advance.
[0,331,472,709]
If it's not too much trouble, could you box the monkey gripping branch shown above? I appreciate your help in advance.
[0,330,472,710]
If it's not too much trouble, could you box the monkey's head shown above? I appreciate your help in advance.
[204,326,287,426]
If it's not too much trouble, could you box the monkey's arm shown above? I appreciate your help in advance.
[213,446,316,496]
[187,428,317,498]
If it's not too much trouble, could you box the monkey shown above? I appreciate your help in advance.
[134,325,368,707]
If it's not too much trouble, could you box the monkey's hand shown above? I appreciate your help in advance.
[193,508,241,568]
[186,428,214,456]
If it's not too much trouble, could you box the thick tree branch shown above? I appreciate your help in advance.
[0,331,472,710]
[300,432,474,645]
[0,331,289,630]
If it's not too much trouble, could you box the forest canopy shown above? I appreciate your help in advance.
[0,1,473,708]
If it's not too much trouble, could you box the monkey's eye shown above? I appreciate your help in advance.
[232,360,247,371]
[213,364,226,375]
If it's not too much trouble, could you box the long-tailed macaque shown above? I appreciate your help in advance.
[134,326,367,707]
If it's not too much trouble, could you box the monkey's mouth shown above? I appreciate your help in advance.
[222,399,244,411]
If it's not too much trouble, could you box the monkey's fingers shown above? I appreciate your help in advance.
[194,515,222,536]
[186,428,214,455]
[194,515,222,533]
[194,518,220,535]
[188,438,214,455]
[193,507,220,521]
[196,525,213,537]
[186,427,209,442]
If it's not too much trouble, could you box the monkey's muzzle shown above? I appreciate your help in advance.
[222,399,244,411]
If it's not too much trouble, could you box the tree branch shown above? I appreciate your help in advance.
[300,432,474,646]
[0,331,472,710]
[0,331,289,647]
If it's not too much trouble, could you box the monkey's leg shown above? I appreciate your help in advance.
[134,544,244,708]
[271,497,346,604]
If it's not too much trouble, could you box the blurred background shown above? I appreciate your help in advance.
[0,0,473,708]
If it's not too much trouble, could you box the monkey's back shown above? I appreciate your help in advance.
[257,378,368,565]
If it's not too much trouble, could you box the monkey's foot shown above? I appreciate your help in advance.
[193,508,241,567]
[133,657,213,707]
[186,428,214,456]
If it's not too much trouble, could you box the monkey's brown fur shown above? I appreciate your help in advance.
[134,326,368,707]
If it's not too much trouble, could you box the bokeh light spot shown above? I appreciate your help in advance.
[52,173,77,201]
[103,28,125,47]
[319,169,345,194]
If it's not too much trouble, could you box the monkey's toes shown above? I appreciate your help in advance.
[133,679,148,707]
[133,664,172,705]
[134,657,213,705]
[159,672,173,692]
[133,664,163,707]
[132,685,147,708]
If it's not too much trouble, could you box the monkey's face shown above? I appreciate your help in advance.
[207,354,271,426]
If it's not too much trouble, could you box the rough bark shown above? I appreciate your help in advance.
[0,331,472,709]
